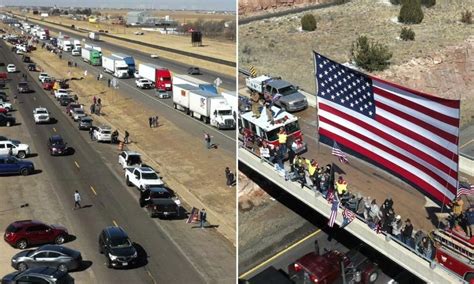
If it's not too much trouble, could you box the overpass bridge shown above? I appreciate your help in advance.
[239,147,465,284]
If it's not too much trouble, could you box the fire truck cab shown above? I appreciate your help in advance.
[431,228,474,283]
[239,105,307,154]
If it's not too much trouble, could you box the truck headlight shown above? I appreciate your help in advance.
[108,253,118,261]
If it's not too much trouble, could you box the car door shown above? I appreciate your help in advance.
[35,225,53,243]
[15,275,49,284]
[0,142,7,155]
[46,251,63,268]
[25,225,42,245]
[29,251,49,268]
[5,157,19,173]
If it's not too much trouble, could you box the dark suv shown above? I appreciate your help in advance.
[17,82,29,93]
[47,135,68,156]
[2,267,74,284]
[98,226,137,268]
[4,220,69,249]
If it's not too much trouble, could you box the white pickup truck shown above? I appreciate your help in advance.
[33,107,50,124]
[125,167,164,191]
[0,140,31,158]
[118,151,142,169]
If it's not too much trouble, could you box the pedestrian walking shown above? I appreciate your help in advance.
[204,132,212,149]
[200,208,207,229]
[89,127,95,141]
[124,130,130,144]
[97,98,101,105]
[155,116,159,127]
[107,78,111,88]
[225,167,232,187]
[96,74,100,81]
[73,190,82,209]
[149,117,153,128]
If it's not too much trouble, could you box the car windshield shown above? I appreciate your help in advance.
[81,118,92,122]
[142,172,158,179]
[11,140,20,146]
[218,110,232,116]
[52,138,64,145]
[150,190,171,199]
[129,155,141,164]
[278,85,297,96]
[101,130,111,135]
[18,83,27,87]
[36,110,47,114]
[266,128,279,142]
[75,109,84,114]
[6,224,19,233]
[110,237,131,248]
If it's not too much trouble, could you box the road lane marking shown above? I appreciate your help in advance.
[460,139,474,149]
[33,97,36,101]
[74,161,80,169]
[112,220,118,227]
[90,186,97,196]
[239,229,322,279]
[52,127,56,132]
[146,270,157,284]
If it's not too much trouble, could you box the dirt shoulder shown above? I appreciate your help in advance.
[6,10,236,77]
[14,35,236,243]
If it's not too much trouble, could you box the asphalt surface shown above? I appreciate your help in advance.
[0,40,235,283]
[15,18,236,92]
[18,27,237,155]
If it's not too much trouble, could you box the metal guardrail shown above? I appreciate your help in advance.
[8,12,236,67]
[238,141,466,283]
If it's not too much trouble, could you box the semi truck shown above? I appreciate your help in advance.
[81,48,102,66]
[84,43,102,55]
[102,55,129,78]
[57,38,72,52]
[173,84,235,129]
[111,53,135,77]
[138,63,172,93]
[88,32,100,41]
[72,39,81,50]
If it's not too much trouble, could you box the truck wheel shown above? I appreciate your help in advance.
[17,151,26,159]
[205,117,210,124]
[126,177,132,186]
[20,168,29,176]
[216,123,221,130]
[368,271,378,283]
[6,121,11,127]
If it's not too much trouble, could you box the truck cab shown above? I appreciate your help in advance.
[125,167,164,191]
[264,79,308,112]
[239,105,306,154]
[118,151,142,169]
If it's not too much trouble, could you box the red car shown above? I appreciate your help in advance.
[42,80,54,90]
[4,220,69,249]
[0,107,8,114]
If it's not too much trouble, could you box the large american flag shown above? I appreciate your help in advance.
[314,52,460,204]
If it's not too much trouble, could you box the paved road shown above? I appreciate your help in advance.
[11,16,236,92]
[9,24,237,155]
[1,40,235,283]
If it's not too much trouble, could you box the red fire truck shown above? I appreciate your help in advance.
[239,105,306,154]
[431,228,474,282]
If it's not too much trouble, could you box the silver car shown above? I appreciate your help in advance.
[71,108,86,122]
[11,245,82,272]
[265,79,308,112]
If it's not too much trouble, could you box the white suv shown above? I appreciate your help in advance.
[94,125,112,142]
[6,64,16,73]
[33,107,50,124]
[38,72,49,82]
[0,140,31,158]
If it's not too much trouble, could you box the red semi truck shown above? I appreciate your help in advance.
[137,63,172,95]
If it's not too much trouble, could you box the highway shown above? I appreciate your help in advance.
[0,40,235,283]
[8,21,238,154]
[9,14,236,91]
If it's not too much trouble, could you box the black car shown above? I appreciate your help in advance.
[27,63,36,71]
[47,135,68,156]
[187,67,201,75]
[1,267,74,284]
[99,226,137,268]
[17,82,29,93]
[0,92,7,101]
[139,186,179,218]
[59,96,74,106]
[22,56,31,63]
[0,113,15,127]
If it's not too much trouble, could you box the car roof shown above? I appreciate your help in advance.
[148,185,168,193]
[267,79,292,89]
[10,219,45,227]
[49,135,63,141]
[80,117,92,121]
[17,266,68,279]
[35,107,47,111]
[123,151,140,156]
[38,245,78,256]
[138,167,154,173]
[103,226,128,239]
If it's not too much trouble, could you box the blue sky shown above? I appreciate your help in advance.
[0,0,236,11]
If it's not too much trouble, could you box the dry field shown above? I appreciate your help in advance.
[239,0,474,125]
[4,34,236,242]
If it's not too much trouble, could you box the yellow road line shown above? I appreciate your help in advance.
[146,270,157,284]
[239,229,322,279]
[52,127,56,132]
[74,161,80,169]
[112,220,118,227]
[90,186,97,196]
[460,139,474,149]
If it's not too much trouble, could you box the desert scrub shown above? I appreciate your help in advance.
[400,27,415,41]
[301,13,317,31]
[350,35,393,72]
[399,0,424,24]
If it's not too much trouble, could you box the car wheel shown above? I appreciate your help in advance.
[18,262,28,271]
[58,264,68,272]
[20,168,29,176]
[368,271,378,283]
[106,257,113,268]
[17,151,26,159]
[6,121,11,127]
[173,103,177,109]
[16,239,28,249]
[126,177,132,186]
[149,211,154,218]
[55,234,66,244]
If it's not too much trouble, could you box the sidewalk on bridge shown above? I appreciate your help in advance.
[22,41,236,244]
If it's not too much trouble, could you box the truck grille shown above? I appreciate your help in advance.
[225,119,235,126]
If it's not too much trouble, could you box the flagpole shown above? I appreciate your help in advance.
[313,51,321,154]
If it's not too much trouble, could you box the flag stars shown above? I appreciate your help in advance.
[350,103,354,107]
[331,95,336,100]
[364,104,368,109]
[369,111,373,116]
[341,99,345,103]
[359,107,364,111]
[338,81,342,86]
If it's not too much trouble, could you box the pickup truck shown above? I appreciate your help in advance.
[118,151,142,169]
[33,107,50,124]
[0,155,34,176]
[125,167,164,191]
[0,140,31,158]
[135,78,153,89]
[139,185,179,218]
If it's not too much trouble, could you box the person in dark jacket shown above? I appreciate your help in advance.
[466,207,474,238]
[401,218,414,245]
[288,147,296,173]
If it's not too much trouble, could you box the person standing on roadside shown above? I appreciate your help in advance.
[200,208,207,229]
[107,78,111,88]
[73,190,82,210]
[89,127,95,141]
[225,167,232,187]
[155,116,159,127]
[204,132,212,149]
[124,130,130,144]
[149,117,153,128]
